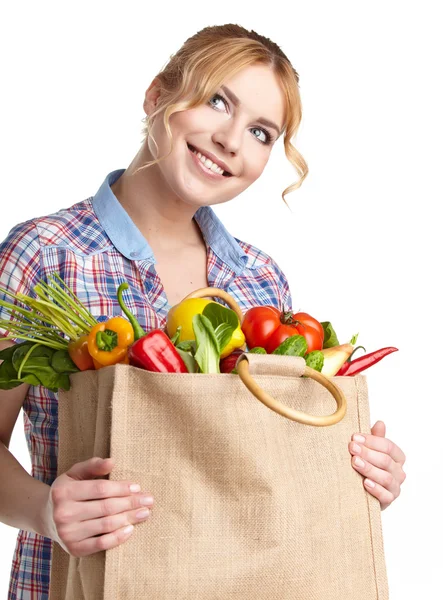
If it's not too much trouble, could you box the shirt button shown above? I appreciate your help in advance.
[130,251,138,258]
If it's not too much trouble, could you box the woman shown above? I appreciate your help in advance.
[0,24,406,599]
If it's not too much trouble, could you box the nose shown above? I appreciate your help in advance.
[212,121,243,156]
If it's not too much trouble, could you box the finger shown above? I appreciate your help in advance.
[351,432,406,465]
[371,420,386,437]
[67,478,146,502]
[59,506,152,544]
[68,493,154,522]
[362,478,395,511]
[349,442,399,474]
[69,523,135,557]
[66,457,115,481]
[350,454,401,499]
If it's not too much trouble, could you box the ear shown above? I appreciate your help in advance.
[143,78,162,116]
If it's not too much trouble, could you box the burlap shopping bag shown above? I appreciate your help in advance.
[49,353,389,600]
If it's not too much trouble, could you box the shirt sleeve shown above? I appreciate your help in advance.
[0,220,41,341]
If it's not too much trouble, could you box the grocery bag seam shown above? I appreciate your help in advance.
[356,376,381,600]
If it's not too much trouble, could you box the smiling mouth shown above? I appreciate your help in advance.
[187,144,233,177]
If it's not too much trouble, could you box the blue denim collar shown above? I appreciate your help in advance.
[92,169,248,275]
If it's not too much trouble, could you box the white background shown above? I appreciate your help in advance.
[0,1,441,598]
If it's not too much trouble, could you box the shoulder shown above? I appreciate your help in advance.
[231,236,293,311]
[0,198,111,257]
[234,237,283,271]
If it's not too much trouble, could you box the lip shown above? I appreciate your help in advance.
[187,143,233,176]
[188,145,232,181]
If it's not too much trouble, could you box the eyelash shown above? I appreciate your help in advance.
[208,93,274,145]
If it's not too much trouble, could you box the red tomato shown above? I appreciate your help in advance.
[291,312,324,352]
[241,307,324,354]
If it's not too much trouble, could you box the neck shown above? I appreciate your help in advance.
[110,141,203,250]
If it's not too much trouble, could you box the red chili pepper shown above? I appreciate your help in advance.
[336,346,398,376]
[117,283,187,373]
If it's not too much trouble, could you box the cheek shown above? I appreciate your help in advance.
[243,146,270,182]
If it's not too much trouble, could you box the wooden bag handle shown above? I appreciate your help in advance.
[236,356,347,426]
[181,287,347,426]
[183,286,245,324]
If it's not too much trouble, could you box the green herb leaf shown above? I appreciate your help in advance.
[350,333,359,345]
[272,335,308,357]
[321,322,340,348]
[192,313,221,374]
[305,350,325,372]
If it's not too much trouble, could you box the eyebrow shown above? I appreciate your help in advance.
[220,85,283,136]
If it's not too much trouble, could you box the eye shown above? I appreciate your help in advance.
[208,93,273,146]
[208,94,227,111]
[250,127,271,145]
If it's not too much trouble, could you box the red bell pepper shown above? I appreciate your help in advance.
[336,346,398,376]
[117,283,188,373]
[128,329,187,373]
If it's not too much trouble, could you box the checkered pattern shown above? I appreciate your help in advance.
[0,171,292,599]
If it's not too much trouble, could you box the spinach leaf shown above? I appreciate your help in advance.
[0,356,41,389]
[0,341,32,361]
[51,350,78,373]
[321,322,340,348]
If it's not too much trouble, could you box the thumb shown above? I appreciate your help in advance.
[66,456,114,481]
[371,420,386,437]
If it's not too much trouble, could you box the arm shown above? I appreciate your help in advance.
[0,337,155,555]
[0,339,50,535]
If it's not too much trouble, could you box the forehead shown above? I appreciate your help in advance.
[221,64,286,129]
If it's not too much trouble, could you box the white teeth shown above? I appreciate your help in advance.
[191,148,225,175]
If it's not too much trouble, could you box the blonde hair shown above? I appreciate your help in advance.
[139,24,308,205]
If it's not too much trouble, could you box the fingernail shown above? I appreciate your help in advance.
[123,525,134,535]
[353,434,366,443]
[351,443,361,453]
[130,484,141,493]
[355,457,365,467]
[364,479,375,488]
[140,496,153,506]
[136,508,150,519]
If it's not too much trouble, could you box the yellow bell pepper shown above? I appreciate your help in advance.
[166,298,245,359]
[87,316,134,368]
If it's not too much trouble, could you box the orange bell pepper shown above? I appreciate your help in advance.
[68,334,95,371]
[87,317,134,368]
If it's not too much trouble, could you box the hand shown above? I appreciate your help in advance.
[42,456,154,557]
[348,420,406,510]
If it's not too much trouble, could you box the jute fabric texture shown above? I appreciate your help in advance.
[49,357,389,599]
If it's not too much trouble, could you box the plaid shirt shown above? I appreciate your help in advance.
[0,169,292,600]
